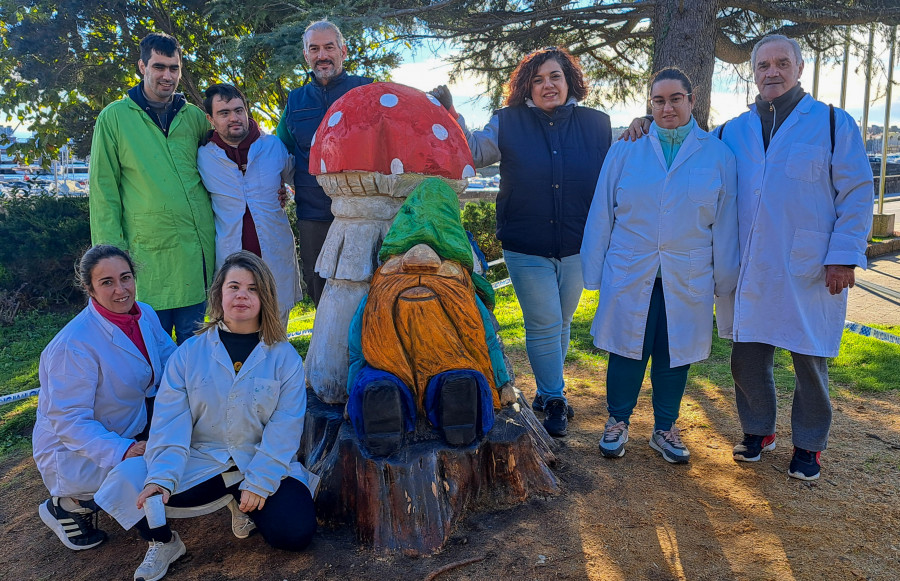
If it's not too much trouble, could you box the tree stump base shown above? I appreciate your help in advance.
[299,388,560,555]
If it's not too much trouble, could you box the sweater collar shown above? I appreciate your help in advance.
[654,117,695,145]
[755,83,805,117]
[92,298,142,326]
[128,82,186,112]
[307,69,349,90]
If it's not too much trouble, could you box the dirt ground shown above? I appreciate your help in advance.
[3,352,899,581]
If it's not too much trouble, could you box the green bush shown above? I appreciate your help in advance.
[0,193,90,308]
[461,200,508,281]
[461,200,510,281]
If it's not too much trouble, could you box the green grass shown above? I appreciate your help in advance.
[3,291,900,456]
[0,309,76,453]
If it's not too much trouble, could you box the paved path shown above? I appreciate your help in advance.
[847,250,900,327]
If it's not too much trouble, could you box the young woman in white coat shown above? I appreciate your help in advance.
[94,251,319,581]
[33,245,176,551]
[581,68,740,464]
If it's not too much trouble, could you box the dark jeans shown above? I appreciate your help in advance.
[135,473,316,552]
[155,301,206,346]
[605,278,690,432]
[298,219,332,307]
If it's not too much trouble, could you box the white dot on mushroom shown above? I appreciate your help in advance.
[320,159,327,173]
[462,165,476,178]
[379,94,399,108]
[311,132,316,147]
[390,158,404,175]
[327,111,343,127]
[432,124,449,141]
[427,94,442,107]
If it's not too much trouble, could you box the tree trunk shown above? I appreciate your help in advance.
[299,389,560,555]
[652,0,719,129]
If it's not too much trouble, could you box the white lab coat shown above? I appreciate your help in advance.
[715,96,872,357]
[581,123,739,367]
[32,301,175,499]
[95,327,319,529]
[197,134,301,324]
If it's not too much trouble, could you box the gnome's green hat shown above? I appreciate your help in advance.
[379,177,473,270]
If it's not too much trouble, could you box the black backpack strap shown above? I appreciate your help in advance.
[829,104,835,183]
[717,121,727,140]
[829,104,835,154]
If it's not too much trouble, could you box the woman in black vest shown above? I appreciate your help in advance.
[429,47,611,437]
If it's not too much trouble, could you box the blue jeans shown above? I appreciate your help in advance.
[504,250,583,403]
[155,301,206,345]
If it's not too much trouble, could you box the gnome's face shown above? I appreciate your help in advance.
[380,244,468,302]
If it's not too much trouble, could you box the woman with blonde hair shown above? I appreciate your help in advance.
[95,251,318,581]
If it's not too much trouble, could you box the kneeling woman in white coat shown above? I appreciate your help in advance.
[95,251,319,581]
[33,244,176,551]
[581,67,739,464]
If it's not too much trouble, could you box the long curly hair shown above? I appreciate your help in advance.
[505,47,587,107]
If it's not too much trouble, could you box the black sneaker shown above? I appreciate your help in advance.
[732,433,776,462]
[788,447,821,481]
[543,399,568,437]
[531,394,574,419]
[39,497,107,551]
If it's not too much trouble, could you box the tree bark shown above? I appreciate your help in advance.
[652,0,719,129]
[299,389,560,555]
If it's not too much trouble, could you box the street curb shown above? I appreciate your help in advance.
[866,238,900,258]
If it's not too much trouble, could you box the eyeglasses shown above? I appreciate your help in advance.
[649,93,692,110]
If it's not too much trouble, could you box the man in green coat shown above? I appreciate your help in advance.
[89,32,215,344]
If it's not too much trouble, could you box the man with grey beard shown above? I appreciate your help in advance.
[276,19,372,306]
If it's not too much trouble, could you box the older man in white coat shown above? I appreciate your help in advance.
[197,84,302,325]
[712,35,873,481]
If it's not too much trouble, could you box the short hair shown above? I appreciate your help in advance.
[140,32,182,64]
[751,34,803,68]
[303,20,345,51]
[649,67,694,100]
[76,245,136,296]
[505,47,587,108]
[203,84,248,115]
[200,251,287,345]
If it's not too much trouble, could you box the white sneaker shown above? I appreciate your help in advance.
[134,530,185,581]
[649,426,691,464]
[227,499,256,539]
[598,417,629,458]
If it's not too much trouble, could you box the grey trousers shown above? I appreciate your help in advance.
[731,341,831,451]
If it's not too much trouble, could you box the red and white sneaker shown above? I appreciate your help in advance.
[733,433,776,462]
[788,447,821,481]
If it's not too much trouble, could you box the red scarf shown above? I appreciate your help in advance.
[92,299,151,366]
[210,118,263,257]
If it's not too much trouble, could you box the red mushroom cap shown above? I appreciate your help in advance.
[309,82,476,181]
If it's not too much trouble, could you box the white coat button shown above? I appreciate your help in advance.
[554,184,560,189]
[549,122,554,126]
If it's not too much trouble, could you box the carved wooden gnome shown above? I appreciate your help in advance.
[307,82,475,404]
[344,177,512,456]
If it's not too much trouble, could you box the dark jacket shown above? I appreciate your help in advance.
[276,71,373,221]
[496,104,611,258]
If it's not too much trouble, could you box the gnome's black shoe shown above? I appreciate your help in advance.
[361,380,404,457]
[439,375,479,446]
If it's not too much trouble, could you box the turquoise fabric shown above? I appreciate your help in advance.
[657,117,695,168]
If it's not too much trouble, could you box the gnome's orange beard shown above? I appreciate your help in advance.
[361,264,499,416]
